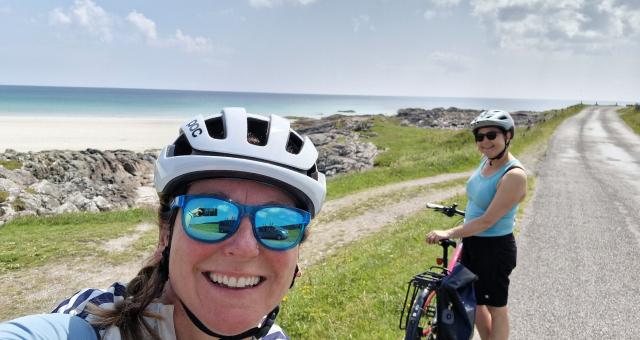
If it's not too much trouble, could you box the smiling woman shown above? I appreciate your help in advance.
[426,109,527,340]
[0,108,327,340]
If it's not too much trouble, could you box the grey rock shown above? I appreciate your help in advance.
[29,180,60,196]
[92,196,112,211]
[0,178,20,195]
[55,202,80,214]
[397,107,543,130]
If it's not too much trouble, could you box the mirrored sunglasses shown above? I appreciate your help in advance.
[171,195,310,251]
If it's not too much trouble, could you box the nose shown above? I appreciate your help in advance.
[222,216,260,258]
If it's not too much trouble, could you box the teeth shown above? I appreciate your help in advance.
[209,273,260,288]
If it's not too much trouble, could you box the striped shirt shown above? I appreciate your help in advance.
[52,282,289,339]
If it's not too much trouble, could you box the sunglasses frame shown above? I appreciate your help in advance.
[171,194,310,251]
[474,130,502,142]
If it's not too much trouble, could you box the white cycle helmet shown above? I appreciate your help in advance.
[470,110,515,134]
[154,107,326,217]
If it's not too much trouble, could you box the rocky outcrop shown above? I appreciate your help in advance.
[0,116,379,223]
[293,114,378,176]
[397,107,544,130]
[0,149,157,223]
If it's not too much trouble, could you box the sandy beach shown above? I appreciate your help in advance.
[0,116,184,152]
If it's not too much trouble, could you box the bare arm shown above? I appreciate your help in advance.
[427,168,527,243]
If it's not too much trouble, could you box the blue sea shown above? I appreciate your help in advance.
[0,85,590,119]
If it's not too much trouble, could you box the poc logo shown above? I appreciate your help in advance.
[186,119,203,138]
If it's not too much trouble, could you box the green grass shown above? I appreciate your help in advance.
[619,106,640,134]
[0,159,22,170]
[0,208,156,272]
[326,104,584,199]
[280,194,467,339]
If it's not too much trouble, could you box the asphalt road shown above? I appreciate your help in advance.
[510,106,640,339]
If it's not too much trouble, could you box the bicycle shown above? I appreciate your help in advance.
[399,202,467,340]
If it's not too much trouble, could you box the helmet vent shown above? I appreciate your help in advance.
[173,134,193,156]
[286,132,303,154]
[307,163,319,180]
[205,117,225,139]
[247,118,269,146]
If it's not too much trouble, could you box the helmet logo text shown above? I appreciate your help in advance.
[187,120,203,138]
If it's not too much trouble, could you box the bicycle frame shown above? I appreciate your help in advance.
[400,202,466,340]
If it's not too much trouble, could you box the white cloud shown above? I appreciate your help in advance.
[429,51,472,73]
[0,6,12,15]
[48,0,113,41]
[470,0,640,52]
[49,8,71,24]
[352,15,375,32]
[47,3,214,54]
[170,29,213,53]
[127,11,157,42]
[249,0,317,8]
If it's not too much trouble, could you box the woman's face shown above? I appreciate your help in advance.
[169,178,299,335]
[475,127,509,159]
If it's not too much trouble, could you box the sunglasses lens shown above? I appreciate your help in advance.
[474,131,499,142]
[183,197,239,242]
[255,207,307,250]
[179,195,308,250]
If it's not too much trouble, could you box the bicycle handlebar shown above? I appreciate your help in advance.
[439,239,457,248]
[426,202,465,217]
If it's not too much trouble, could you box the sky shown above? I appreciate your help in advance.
[1,0,639,102]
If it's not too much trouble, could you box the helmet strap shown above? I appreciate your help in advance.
[179,299,279,340]
[290,264,300,288]
[488,137,511,166]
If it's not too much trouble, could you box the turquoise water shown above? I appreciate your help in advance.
[0,85,586,119]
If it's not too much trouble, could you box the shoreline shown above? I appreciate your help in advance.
[0,116,183,152]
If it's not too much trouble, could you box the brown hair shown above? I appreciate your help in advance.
[87,206,174,340]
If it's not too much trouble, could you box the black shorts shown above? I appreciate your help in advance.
[461,233,517,307]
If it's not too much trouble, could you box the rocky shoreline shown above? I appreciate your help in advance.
[0,107,542,224]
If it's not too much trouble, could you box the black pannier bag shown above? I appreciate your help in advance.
[436,263,478,340]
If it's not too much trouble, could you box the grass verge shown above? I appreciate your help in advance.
[280,194,467,339]
[618,106,640,134]
[0,208,156,273]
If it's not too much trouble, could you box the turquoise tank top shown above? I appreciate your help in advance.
[464,157,522,237]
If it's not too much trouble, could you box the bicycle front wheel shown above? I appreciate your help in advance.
[404,288,438,340]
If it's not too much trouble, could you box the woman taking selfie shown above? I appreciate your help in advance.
[0,107,326,339]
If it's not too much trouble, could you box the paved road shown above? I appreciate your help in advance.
[510,106,640,339]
